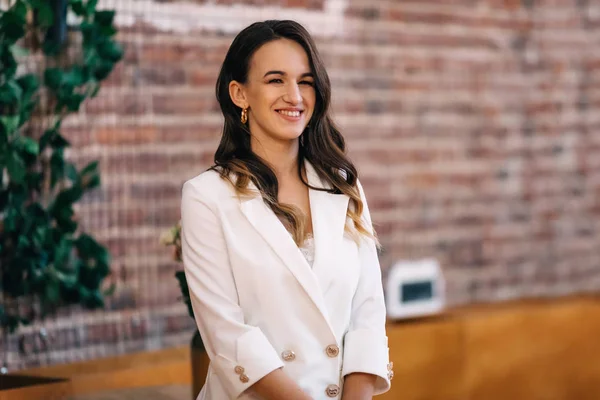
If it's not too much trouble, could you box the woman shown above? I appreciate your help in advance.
[181,20,392,400]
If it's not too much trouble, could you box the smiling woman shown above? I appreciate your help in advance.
[181,20,392,400]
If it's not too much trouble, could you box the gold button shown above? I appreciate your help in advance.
[325,384,340,397]
[281,350,296,361]
[325,344,339,358]
[239,373,249,383]
[234,365,244,374]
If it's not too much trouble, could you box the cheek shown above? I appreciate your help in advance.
[303,89,316,113]
[304,88,316,105]
[249,89,277,113]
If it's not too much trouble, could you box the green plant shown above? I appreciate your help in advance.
[0,0,123,335]
[160,221,195,320]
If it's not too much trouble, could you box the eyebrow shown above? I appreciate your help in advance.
[263,70,314,79]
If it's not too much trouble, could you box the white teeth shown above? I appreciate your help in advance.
[278,110,301,117]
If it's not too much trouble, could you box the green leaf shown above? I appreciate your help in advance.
[16,235,31,252]
[44,275,60,304]
[56,269,78,287]
[6,152,26,183]
[64,67,87,87]
[14,136,39,156]
[44,68,64,90]
[16,74,39,93]
[66,162,78,182]
[79,161,100,190]
[80,22,97,44]
[25,171,43,188]
[0,116,20,134]
[94,10,115,26]
[0,48,18,79]
[54,185,83,208]
[1,4,27,42]
[86,0,98,16]
[0,80,24,104]
[83,289,104,309]
[32,225,48,247]
[93,60,113,81]
[80,160,99,175]
[12,0,28,19]
[66,92,86,112]
[30,0,54,27]
[42,40,63,56]
[39,128,54,151]
[54,237,73,269]
[96,40,123,63]
[50,148,65,188]
[69,0,86,16]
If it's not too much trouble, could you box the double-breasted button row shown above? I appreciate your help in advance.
[281,344,338,361]
[234,365,249,383]
[325,384,340,397]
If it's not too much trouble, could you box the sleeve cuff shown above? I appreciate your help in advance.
[342,328,391,395]
[213,327,284,398]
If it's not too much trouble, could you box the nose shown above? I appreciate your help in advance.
[283,82,302,105]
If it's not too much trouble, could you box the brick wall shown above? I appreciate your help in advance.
[4,0,600,370]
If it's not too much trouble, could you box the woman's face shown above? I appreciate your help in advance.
[233,38,316,145]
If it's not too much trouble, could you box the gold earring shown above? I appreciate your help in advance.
[241,108,248,124]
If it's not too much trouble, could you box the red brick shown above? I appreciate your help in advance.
[152,93,219,114]
[96,126,157,145]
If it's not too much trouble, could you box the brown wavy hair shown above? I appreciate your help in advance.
[211,20,376,246]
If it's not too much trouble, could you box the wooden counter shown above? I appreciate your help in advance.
[380,295,600,400]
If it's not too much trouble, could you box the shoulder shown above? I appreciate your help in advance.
[182,168,237,207]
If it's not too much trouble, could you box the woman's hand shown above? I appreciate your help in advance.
[341,373,377,400]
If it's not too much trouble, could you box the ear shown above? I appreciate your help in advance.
[229,80,248,110]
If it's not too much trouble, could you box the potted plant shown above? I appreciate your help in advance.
[0,0,122,396]
[160,220,210,399]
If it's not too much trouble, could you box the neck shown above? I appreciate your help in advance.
[251,135,300,179]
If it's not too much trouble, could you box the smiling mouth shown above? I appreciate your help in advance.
[277,110,303,117]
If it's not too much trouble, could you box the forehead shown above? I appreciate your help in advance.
[249,39,311,76]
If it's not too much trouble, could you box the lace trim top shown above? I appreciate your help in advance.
[299,233,315,267]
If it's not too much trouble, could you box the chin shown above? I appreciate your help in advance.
[272,129,304,142]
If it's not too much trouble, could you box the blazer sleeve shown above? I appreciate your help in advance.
[341,179,392,395]
[181,180,284,398]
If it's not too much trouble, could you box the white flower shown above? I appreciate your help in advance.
[159,227,176,245]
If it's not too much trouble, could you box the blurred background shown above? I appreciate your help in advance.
[1,0,599,399]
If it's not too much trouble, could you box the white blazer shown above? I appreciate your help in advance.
[181,161,391,400]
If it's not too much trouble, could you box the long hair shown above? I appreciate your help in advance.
[212,20,376,245]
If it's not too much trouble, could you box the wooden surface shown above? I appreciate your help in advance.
[17,295,600,400]
[1,377,72,400]
[21,346,191,397]
[68,385,190,400]
[379,295,600,400]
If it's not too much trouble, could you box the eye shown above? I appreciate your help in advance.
[300,80,315,86]
[268,78,283,84]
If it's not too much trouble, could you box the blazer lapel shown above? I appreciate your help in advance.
[238,161,350,335]
[239,179,334,333]
[305,162,350,292]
